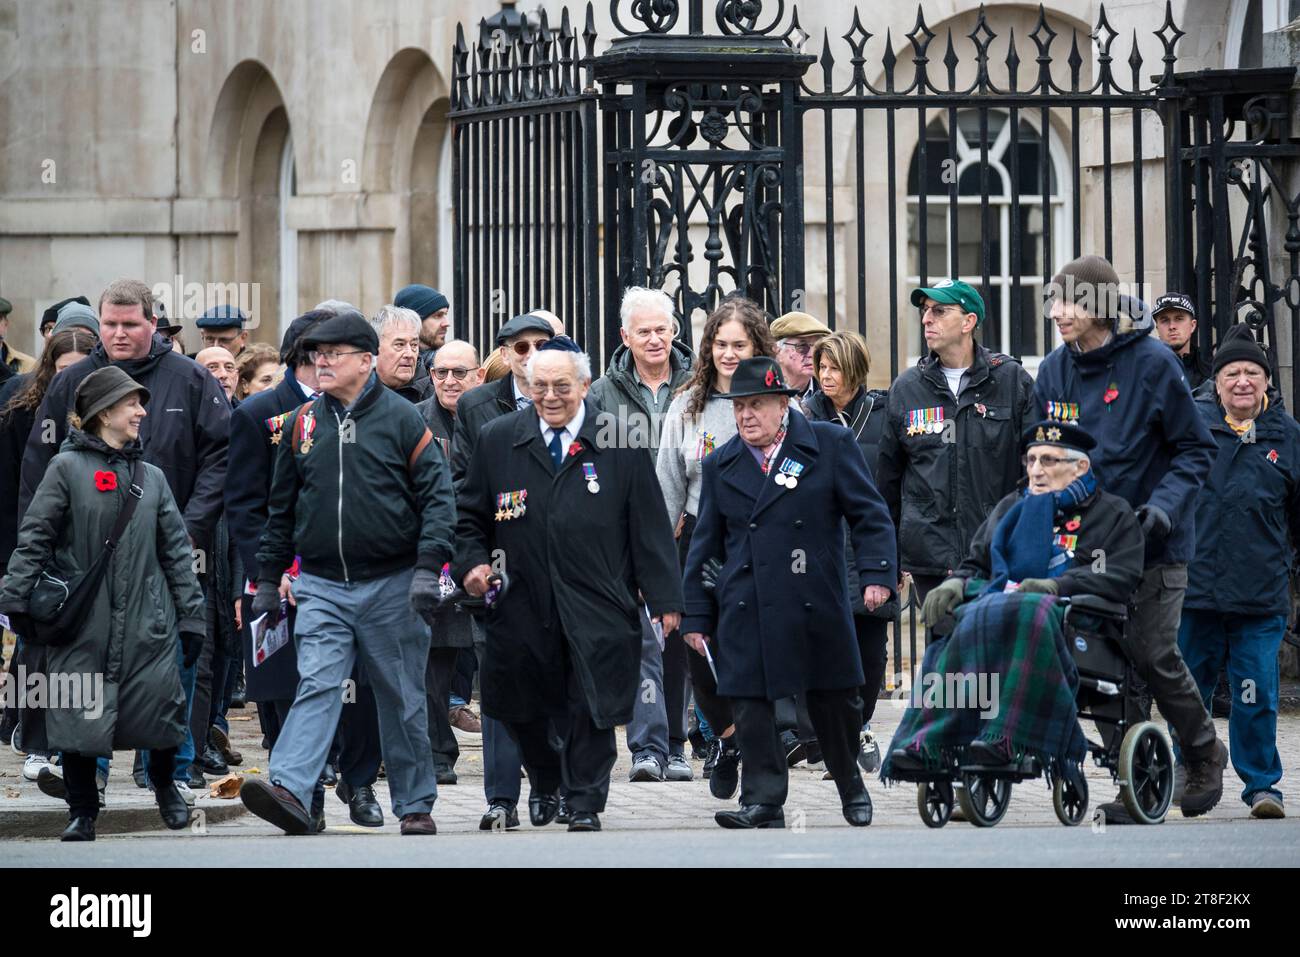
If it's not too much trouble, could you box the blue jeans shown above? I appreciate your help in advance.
[141,637,196,783]
[1175,610,1285,805]
[270,569,436,817]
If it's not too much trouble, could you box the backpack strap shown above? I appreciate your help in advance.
[408,427,434,474]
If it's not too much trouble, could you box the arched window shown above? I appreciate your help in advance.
[278,134,298,340]
[906,110,1068,366]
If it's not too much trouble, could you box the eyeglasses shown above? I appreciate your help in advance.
[529,381,575,397]
[432,366,479,381]
[309,349,367,364]
[511,339,545,356]
[779,341,814,356]
[920,304,957,318]
[1022,453,1076,469]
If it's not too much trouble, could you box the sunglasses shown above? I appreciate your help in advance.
[511,340,545,356]
[432,366,479,381]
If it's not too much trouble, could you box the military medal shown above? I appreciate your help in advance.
[266,411,289,445]
[906,407,945,436]
[773,457,804,489]
[582,463,599,494]
[299,411,316,453]
[1046,401,1079,422]
[512,490,527,518]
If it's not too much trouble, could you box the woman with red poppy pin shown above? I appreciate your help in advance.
[0,366,205,842]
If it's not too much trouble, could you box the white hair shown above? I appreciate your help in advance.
[619,286,675,332]
[526,348,592,384]
[313,299,358,315]
[370,304,421,339]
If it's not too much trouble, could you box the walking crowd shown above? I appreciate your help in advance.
[0,254,1293,841]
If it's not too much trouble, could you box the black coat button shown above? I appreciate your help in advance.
[738,601,747,610]
[749,522,758,531]
[794,520,804,529]
[804,602,813,610]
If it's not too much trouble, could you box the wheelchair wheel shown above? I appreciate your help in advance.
[1118,721,1174,825]
[917,780,954,828]
[955,772,1011,827]
[1052,772,1089,826]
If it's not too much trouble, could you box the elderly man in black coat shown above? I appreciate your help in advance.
[452,337,684,832]
[682,357,898,829]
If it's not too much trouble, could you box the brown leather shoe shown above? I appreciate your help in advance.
[240,778,312,835]
[400,812,437,835]
[449,706,482,734]
[210,727,242,766]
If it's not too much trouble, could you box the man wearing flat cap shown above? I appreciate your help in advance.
[451,312,554,489]
[0,296,36,386]
[394,283,451,372]
[453,335,683,832]
[876,278,1035,607]
[682,357,897,830]
[770,311,831,405]
[240,309,456,836]
[197,304,249,357]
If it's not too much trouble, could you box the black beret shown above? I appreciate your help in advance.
[1021,418,1097,454]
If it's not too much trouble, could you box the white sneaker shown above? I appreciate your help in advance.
[22,753,52,781]
[174,781,197,806]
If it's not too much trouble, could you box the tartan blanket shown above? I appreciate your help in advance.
[882,589,1086,779]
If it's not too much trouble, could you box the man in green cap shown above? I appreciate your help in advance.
[876,278,1035,609]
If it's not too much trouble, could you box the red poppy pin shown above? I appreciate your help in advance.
[93,470,117,492]
[764,368,776,387]
[1268,449,1279,464]
[567,440,582,458]
[1103,383,1119,405]
[1065,515,1081,532]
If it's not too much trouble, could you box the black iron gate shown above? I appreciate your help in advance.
[451,1,1299,390]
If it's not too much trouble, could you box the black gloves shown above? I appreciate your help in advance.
[180,627,204,669]
[251,579,282,625]
[409,567,441,620]
[700,558,723,592]
[1135,504,1172,546]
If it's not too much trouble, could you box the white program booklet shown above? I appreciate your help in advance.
[250,603,290,668]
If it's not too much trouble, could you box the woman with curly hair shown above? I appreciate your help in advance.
[655,295,776,799]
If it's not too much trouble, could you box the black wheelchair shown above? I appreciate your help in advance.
[899,593,1176,828]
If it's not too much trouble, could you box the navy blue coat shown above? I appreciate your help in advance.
[223,369,310,701]
[1033,325,1215,566]
[681,411,898,700]
[1184,392,1300,617]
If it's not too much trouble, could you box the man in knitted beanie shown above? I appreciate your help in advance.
[1034,254,1226,823]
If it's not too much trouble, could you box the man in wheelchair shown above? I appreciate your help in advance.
[884,419,1145,788]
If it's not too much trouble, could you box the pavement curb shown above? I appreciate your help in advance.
[0,800,248,838]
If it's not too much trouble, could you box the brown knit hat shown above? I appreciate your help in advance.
[1050,255,1123,324]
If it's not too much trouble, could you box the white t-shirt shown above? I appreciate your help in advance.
[941,365,967,397]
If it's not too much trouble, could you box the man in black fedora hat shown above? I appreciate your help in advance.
[682,356,897,829]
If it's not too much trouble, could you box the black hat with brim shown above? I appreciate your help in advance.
[716,357,800,399]
[299,310,378,355]
[496,313,555,345]
[74,366,151,425]
[1021,418,1097,455]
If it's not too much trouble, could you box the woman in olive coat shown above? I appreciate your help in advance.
[0,367,205,841]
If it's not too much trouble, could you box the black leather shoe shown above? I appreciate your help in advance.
[319,762,338,788]
[715,804,784,829]
[435,764,458,786]
[343,783,384,827]
[187,765,206,790]
[528,792,560,827]
[567,811,601,832]
[709,737,740,800]
[843,793,873,827]
[887,748,926,774]
[155,782,192,830]
[199,745,228,776]
[37,766,67,799]
[61,816,96,842]
[556,796,571,825]
[312,813,326,833]
[479,801,520,830]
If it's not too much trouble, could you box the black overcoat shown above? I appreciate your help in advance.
[451,399,683,728]
[681,411,898,700]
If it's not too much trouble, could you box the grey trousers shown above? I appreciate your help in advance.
[625,609,670,762]
[473,619,523,806]
[270,569,437,817]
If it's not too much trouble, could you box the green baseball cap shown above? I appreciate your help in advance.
[910,279,985,327]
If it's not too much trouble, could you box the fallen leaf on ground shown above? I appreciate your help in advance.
[209,774,243,798]
[3,786,20,799]
[228,715,254,721]
[242,767,261,774]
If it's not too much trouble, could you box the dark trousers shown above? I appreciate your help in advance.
[662,629,690,748]
[1128,564,1218,763]
[451,648,476,704]
[732,688,866,807]
[65,748,176,821]
[473,626,523,806]
[504,663,617,814]
[856,614,888,725]
[426,647,460,768]
[189,579,218,759]
[337,676,382,789]
[774,695,818,747]
[909,573,947,648]
[686,644,734,734]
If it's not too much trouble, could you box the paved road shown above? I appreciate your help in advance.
[5,705,1297,866]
